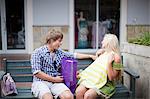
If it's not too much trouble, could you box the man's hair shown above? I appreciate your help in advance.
[45,29,63,44]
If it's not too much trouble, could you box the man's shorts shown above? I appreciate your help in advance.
[31,81,70,99]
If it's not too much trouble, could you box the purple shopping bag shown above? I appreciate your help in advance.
[61,57,77,93]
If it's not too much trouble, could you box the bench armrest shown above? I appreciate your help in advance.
[123,67,140,99]
[124,68,139,79]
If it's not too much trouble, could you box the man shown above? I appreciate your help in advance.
[31,29,95,99]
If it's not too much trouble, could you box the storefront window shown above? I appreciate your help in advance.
[6,0,25,49]
[0,13,2,50]
[75,0,120,49]
[75,0,96,49]
[97,0,120,48]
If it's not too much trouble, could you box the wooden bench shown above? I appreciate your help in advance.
[0,58,139,99]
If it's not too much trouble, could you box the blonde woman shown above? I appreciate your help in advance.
[76,34,122,99]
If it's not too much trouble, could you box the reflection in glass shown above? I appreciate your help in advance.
[75,0,96,49]
[75,0,120,49]
[6,0,25,49]
[0,11,2,50]
[98,0,120,48]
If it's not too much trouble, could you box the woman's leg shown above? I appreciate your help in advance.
[75,85,88,99]
[84,88,98,99]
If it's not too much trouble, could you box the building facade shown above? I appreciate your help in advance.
[0,0,150,98]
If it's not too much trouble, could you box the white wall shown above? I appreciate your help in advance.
[120,0,127,42]
[32,0,69,25]
[127,0,149,24]
[149,0,150,24]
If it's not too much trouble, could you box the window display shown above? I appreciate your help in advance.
[75,0,120,49]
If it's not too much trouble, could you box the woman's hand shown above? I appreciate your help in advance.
[76,69,83,79]
[76,71,80,79]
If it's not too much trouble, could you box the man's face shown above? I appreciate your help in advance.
[51,38,62,50]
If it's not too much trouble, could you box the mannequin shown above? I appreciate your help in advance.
[77,11,89,48]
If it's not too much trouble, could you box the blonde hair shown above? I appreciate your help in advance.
[44,29,63,44]
[102,34,120,54]
[103,34,122,82]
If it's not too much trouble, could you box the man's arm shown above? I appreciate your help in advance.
[96,49,105,57]
[75,53,97,60]
[34,71,63,83]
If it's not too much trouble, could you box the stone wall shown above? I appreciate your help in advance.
[127,25,150,41]
[121,42,150,99]
[33,26,69,50]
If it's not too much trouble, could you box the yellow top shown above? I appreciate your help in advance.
[78,52,114,90]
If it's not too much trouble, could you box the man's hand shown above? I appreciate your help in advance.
[52,76,64,83]
[96,49,105,57]
[89,55,97,60]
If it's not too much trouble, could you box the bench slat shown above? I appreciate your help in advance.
[12,74,33,82]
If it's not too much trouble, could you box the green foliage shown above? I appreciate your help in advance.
[129,32,150,46]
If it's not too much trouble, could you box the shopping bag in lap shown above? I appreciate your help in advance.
[61,57,77,93]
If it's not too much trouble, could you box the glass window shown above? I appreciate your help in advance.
[99,0,120,40]
[75,0,120,49]
[5,0,25,49]
[0,11,2,50]
[74,0,96,49]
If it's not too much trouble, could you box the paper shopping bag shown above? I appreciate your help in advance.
[61,57,77,93]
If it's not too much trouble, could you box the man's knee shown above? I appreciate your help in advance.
[42,92,53,99]
[63,93,73,99]
[59,90,74,99]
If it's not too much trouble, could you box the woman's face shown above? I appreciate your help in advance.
[51,38,62,50]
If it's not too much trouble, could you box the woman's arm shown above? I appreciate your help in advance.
[107,54,121,81]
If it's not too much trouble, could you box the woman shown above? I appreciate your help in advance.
[76,34,122,99]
